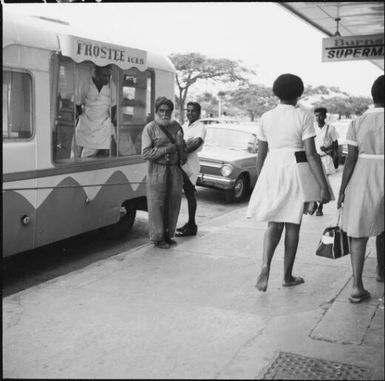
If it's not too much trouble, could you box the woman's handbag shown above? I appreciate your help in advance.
[321,154,336,175]
[316,209,349,259]
[295,151,335,202]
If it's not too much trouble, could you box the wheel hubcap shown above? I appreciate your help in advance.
[234,180,244,197]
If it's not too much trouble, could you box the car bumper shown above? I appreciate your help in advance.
[197,173,235,190]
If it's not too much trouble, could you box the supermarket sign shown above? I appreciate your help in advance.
[322,33,384,62]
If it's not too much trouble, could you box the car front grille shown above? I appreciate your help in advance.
[199,165,222,176]
[199,160,222,168]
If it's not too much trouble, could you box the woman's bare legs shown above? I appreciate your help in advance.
[256,222,284,291]
[376,232,384,282]
[283,223,304,285]
[350,237,369,299]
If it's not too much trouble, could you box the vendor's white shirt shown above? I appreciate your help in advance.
[75,78,117,149]
[181,119,207,184]
[314,123,338,155]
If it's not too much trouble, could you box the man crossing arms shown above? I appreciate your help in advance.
[176,102,207,237]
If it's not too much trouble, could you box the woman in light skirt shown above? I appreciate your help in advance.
[247,73,331,292]
[337,75,384,303]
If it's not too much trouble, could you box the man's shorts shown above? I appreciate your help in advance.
[181,169,196,193]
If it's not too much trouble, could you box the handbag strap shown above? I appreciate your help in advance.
[337,207,343,228]
[157,123,177,144]
[157,123,185,165]
[324,124,329,143]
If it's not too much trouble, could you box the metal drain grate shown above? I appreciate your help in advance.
[262,351,371,380]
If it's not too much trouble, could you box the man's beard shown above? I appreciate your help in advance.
[155,114,173,126]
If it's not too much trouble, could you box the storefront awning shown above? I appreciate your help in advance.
[280,2,384,70]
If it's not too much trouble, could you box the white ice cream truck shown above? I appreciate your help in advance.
[3,11,176,257]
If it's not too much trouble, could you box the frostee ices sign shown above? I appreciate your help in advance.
[59,35,147,71]
[322,34,384,63]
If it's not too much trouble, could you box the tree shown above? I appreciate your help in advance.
[314,95,372,119]
[230,84,277,121]
[195,92,219,118]
[349,96,372,116]
[303,85,348,97]
[169,52,256,123]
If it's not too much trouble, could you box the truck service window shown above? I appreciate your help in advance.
[53,55,154,163]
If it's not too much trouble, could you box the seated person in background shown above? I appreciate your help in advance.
[74,64,117,158]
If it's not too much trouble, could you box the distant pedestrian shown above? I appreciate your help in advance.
[142,97,186,249]
[312,106,339,216]
[176,102,207,237]
[337,75,384,303]
[246,73,331,292]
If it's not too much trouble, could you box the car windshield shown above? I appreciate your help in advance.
[205,128,256,151]
[201,119,240,125]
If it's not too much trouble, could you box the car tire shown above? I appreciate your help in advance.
[225,174,248,203]
[102,202,136,240]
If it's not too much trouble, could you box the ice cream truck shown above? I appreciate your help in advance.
[3,12,176,257]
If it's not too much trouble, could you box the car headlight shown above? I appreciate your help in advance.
[221,164,233,177]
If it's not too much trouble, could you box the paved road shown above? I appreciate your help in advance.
[3,186,247,296]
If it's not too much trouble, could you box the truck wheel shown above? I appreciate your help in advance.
[103,203,136,240]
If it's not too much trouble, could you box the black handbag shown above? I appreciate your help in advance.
[316,210,349,259]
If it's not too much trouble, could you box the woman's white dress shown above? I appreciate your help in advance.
[342,107,384,238]
[246,104,316,224]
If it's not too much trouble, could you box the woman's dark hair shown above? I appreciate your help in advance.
[314,107,327,116]
[371,75,384,104]
[273,73,304,101]
[186,101,201,115]
[155,96,174,112]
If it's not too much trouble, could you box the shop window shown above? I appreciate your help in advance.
[3,70,33,140]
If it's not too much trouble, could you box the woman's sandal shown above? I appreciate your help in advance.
[348,289,371,303]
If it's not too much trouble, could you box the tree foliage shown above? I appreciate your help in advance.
[168,52,372,121]
[169,52,256,123]
[313,96,372,119]
[230,85,278,121]
[195,92,219,118]
[303,85,349,97]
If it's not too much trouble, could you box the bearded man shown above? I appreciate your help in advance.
[141,97,186,249]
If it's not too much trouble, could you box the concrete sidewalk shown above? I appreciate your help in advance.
[3,170,384,379]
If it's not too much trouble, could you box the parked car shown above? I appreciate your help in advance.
[197,124,259,202]
[199,118,241,126]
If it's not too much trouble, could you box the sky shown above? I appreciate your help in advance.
[4,2,383,97]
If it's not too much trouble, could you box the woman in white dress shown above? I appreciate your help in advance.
[246,74,332,292]
[337,75,384,303]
